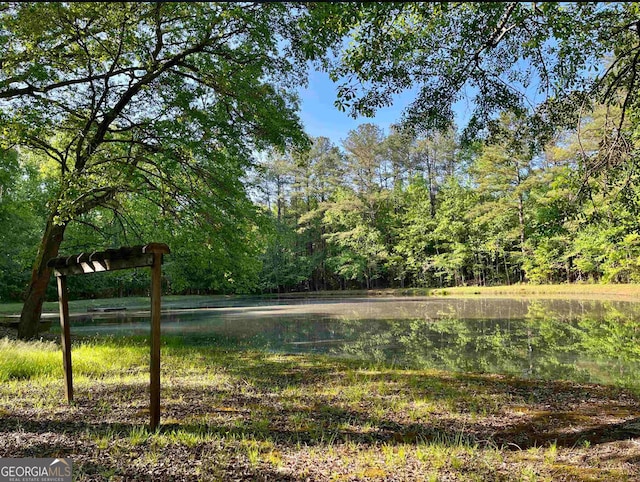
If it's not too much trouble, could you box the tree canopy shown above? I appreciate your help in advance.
[0,2,345,338]
[0,2,333,225]
[2,2,640,339]
[331,2,640,142]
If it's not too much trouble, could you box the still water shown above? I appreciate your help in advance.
[54,297,640,389]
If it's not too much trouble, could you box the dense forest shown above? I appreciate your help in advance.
[255,110,640,292]
[2,106,639,299]
[1,2,640,338]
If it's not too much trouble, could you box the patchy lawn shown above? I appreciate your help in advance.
[0,335,639,481]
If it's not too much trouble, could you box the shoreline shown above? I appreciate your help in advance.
[2,283,640,317]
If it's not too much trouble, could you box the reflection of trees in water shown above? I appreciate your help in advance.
[75,298,640,389]
[329,300,640,390]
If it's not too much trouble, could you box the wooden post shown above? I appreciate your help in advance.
[48,243,169,426]
[149,252,162,430]
[56,275,73,403]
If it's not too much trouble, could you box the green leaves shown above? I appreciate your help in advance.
[328,2,636,144]
[0,2,357,301]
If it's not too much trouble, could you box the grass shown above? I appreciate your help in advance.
[426,283,640,300]
[261,283,640,301]
[0,337,148,381]
[0,335,639,480]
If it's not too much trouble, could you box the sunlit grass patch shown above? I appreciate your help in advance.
[160,426,217,447]
[0,337,151,383]
[87,426,120,450]
[127,425,151,446]
[0,338,62,381]
[381,442,408,466]
[73,341,147,377]
[239,438,277,467]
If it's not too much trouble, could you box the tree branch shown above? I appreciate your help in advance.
[76,32,215,172]
[0,67,139,99]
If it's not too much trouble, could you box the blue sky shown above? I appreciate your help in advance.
[296,68,415,145]
[296,59,552,148]
[297,68,475,146]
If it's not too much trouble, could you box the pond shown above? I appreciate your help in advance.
[51,296,640,390]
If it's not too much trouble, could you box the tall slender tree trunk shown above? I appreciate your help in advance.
[503,251,511,285]
[517,192,525,255]
[516,190,527,284]
[426,160,436,217]
[18,213,67,339]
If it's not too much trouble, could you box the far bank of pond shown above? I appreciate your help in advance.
[272,283,640,301]
[3,283,640,316]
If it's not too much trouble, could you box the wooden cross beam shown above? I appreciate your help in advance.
[47,243,170,430]
[49,243,169,276]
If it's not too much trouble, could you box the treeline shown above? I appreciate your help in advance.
[254,110,640,292]
[2,108,639,302]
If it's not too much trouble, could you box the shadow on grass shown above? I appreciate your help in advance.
[159,348,640,448]
[4,410,639,481]
[1,370,638,452]
[0,416,305,481]
[1,343,639,482]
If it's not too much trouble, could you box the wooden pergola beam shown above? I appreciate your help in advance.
[49,243,169,276]
[47,242,170,430]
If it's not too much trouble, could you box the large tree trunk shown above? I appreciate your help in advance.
[18,214,67,340]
